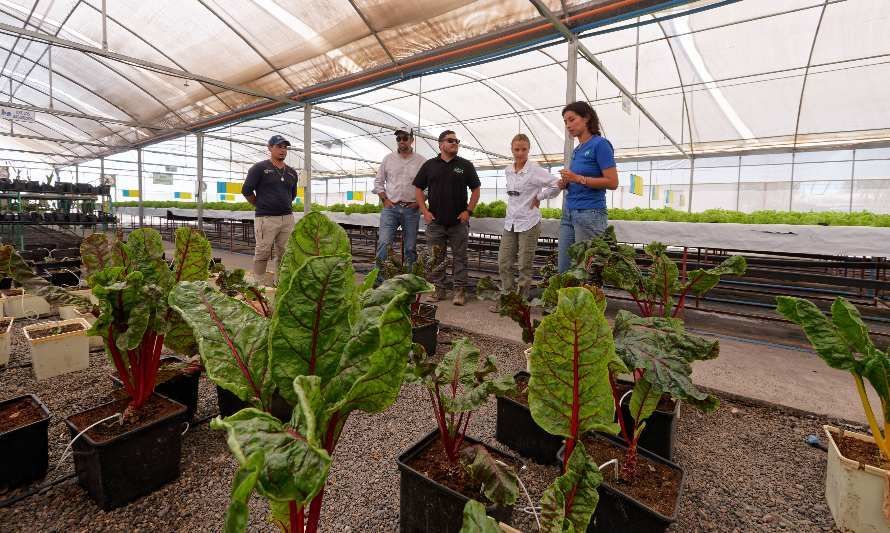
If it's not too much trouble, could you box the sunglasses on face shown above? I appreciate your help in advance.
[506,190,521,197]
[443,138,460,145]
[396,135,411,142]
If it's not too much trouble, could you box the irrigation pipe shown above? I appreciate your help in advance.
[516,465,541,529]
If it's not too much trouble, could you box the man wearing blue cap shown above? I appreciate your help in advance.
[242,135,299,284]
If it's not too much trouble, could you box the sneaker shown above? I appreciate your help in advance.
[429,287,447,302]
[453,288,466,306]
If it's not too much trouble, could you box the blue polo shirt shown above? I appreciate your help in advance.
[566,135,615,210]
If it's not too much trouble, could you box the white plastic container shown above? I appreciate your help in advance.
[0,316,14,366]
[57,305,103,351]
[24,318,91,380]
[823,425,890,533]
[2,289,51,318]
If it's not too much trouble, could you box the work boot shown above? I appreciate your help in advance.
[429,286,447,302]
[452,287,466,306]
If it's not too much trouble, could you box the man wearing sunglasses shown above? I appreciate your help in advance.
[413,130,481,306]
[371,128,426,277]
[242,134,299,285]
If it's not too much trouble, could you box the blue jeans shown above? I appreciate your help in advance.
[376,205,420,268]
[558,207,608,273]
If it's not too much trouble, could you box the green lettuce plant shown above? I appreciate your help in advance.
[405,338,519,507]
[79,227,211,413]
[527,286,623,531]
[169,212,431,533]
[777,296,890,458]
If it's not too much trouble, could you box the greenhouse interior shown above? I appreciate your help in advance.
[0,0,889,531]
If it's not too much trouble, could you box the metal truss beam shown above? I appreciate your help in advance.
[528,0,690,159]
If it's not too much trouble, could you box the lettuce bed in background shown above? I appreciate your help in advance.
[113,200,890,227]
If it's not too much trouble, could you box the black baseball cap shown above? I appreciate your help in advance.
[394,127,412,137]
[268,135,291,147]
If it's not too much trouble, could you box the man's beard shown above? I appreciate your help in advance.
[397,146,411,153]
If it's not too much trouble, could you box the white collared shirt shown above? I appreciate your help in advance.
[503,160,562,233]
[372,151,427,203]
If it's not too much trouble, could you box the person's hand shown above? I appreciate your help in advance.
[559,169,578,183]
[423,210,435,224]
[458,210,470,224]
[531,197,540,208]
[383,198,395,209]
[556,178,567,189]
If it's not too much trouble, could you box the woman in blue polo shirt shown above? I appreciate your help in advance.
[557,101,619,272]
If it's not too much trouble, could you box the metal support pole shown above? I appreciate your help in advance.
[558,37,578,210]
[648,160,653,209]
[137,147,143,227]
[849,149,856,213]
[47,45,53,109]
[303,105,312,213]
[197,132,204,231]
[687,156,695,213]
[101,0,108,51]
[735,155,742,212]
[75,164,78,184]
[789,151,796,211]
[325,178,329,207]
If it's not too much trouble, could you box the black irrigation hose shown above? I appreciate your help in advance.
[0,472,77,508]
[0,410,221,508]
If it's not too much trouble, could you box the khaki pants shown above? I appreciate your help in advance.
[253,214,295,285]
[498,222,541,297]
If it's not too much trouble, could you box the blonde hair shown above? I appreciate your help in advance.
[511,133,530,147]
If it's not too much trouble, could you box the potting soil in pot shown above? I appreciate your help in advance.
[582,436,681,518]
[0,396,47,432]
[27,322,85,340]
[829,428,890,470]
[406,437,518,505]
[67,395,181,443]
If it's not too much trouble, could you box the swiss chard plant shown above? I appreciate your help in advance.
[213,266,272,317]
[169,212,432,533]
[777,296,890,458]
[610,310,720,477]
[80,227,211,414]
[380,243,445,321]
[565,225,746,318]
[527,286,623,531]
[405,338,519,506]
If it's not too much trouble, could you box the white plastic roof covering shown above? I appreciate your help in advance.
[0,0,886,175]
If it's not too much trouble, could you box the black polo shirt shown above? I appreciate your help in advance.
[413,155,481,226]
[242,160,298,217]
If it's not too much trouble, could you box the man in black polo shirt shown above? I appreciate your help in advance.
[242,134,299,285]
[413,130,481,306]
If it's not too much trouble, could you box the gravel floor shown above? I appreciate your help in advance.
[1,319,848,532]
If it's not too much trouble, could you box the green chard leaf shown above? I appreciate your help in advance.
[540,444,603,532]
[276,211,350,309]
[528,287,622,439]
[169,281,273,409]
[460,500,502,533]
[460,445,519,507]
[612,310,719,411]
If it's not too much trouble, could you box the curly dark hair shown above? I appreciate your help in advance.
[561,101,601,137]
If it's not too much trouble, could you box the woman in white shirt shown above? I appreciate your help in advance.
[492,134,562,308]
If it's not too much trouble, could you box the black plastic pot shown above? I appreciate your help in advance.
[49,270,80,287]
[411,318,439,357]
[616,379,681,460]
[216,385,291,421]
[495,371,562,465]
[576,433,685,533]
[397,429,516,533]
[110,356,199,421]
[64,394,187,510]
[0,394,51,489]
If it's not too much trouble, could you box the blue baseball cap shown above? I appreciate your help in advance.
[268,135,291,147]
